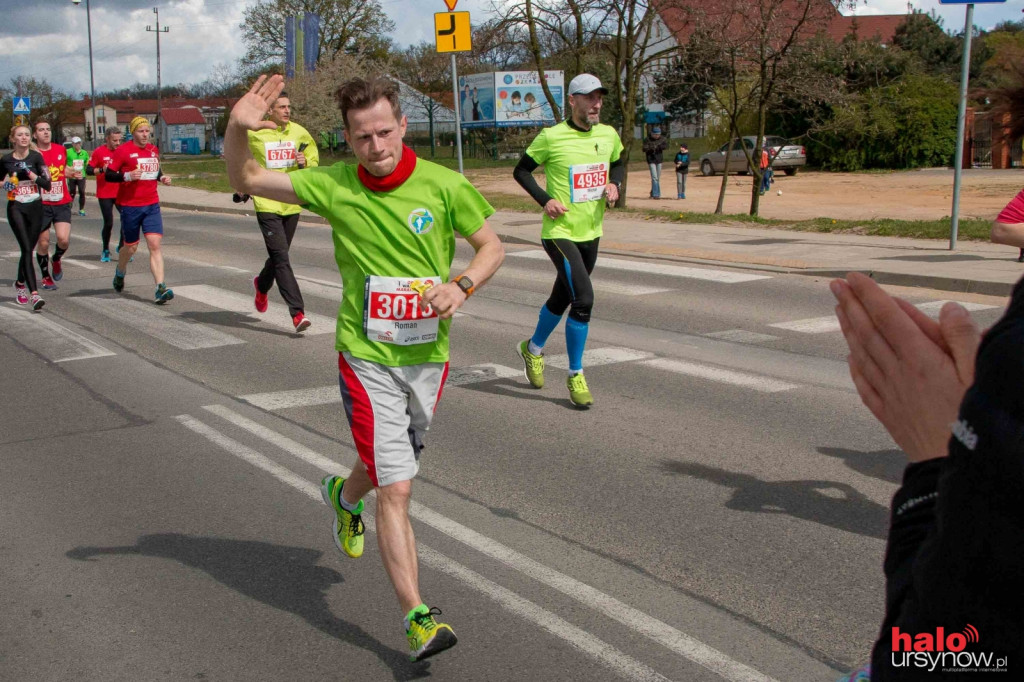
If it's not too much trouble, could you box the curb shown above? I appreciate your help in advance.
[158,199,1015,296]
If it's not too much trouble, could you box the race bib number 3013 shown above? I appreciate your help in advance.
[363,275,441,345]
[569,162,608,203]
[264,141,297,169]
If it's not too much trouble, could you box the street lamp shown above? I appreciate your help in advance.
[71,0,97,146]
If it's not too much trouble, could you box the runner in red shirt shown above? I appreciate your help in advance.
[992,188,1024,263]
[32,120,81,289]
[87,127,124,262]
[105,116,174,304]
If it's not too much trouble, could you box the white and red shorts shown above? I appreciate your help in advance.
[338,352,449,488]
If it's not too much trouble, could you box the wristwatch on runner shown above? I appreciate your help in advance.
[454,275,475,297]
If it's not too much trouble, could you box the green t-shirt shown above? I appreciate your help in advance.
[248,122,319,216]
[290,158,494,367]
[525,121,623,241]
[66,147,90,173]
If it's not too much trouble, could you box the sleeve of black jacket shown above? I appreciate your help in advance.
[868,281,1024,680]
[513,153,552,208]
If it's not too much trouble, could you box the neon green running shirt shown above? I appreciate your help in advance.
[248,121,319,216]
[525,121,623,241]
[290,158,494,367]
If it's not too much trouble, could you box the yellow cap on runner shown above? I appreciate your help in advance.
[130,116,149,134]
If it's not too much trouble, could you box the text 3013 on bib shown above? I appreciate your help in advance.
[363,275,441,345]
[568,162,608,203]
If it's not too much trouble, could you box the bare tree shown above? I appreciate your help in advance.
[286,51,383,142]
[240,0,395,66]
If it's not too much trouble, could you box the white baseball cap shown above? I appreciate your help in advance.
[71,136,82,143]
[568,74,608,96]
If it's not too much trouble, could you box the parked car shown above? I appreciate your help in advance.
[698,136,806,177]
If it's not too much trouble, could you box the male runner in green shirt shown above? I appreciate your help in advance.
[246,91,319,332]
[224,73,504,662]
[512,73,624,407]
[66,136,90,216]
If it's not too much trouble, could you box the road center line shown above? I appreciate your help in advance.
[176,413,674,682]
[199,404,779,682]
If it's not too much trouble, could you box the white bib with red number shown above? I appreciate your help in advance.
[363,275,441,345]
[72,159,84,172]
[40,181,64,202]
[13,181,39,204]
[568,162,608,203]
[137,157,160,180]
[264,141,297,170]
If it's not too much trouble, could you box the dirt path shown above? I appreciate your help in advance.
[466,166,1024,221]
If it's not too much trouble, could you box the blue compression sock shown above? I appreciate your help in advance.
[565,318,589,372]
[530,306,562,351]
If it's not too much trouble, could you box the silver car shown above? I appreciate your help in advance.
[698,136,806,177]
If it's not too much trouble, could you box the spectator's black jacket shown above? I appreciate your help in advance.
[642,136,667,164]
[870,279,1024,679]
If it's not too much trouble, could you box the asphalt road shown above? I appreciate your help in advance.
[0,209,1009,681]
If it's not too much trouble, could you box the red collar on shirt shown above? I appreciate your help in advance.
[357,145,417,192]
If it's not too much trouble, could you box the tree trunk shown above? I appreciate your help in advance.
[525,0,563,122]
[715,145,731,214]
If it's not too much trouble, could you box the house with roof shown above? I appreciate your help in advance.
[157,107,207,154]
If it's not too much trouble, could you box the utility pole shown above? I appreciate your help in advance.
[147,7,169,143]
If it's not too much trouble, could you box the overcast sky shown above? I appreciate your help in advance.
[1,0,1021,98]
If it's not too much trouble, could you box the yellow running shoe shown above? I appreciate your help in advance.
[567,373,593,407]
[319,475,365,558]
[406,606,457,662]
[517,339,545,388]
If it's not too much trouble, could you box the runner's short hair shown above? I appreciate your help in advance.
[105,127,121,139]
[32,120,50,133]
[335,77,403,129]
[278,91,288,99]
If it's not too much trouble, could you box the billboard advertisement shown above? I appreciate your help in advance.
[459,72,496,128]
[493,71,563,127]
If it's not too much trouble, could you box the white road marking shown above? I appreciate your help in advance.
[74,296,245,350]
[71,234,249,273]
[59,258,100,270]
[196,405,779,681]
[178,412,676,682]
[295,274,343,289]
[771,300,1002,334]
[507,250,772,284]
[705,329,779,344]
[446,363,521,386]
[241,385,340,411]
[293,279,344,303]
[640,358,799,393]
[173,284,335,335]
[593,281,674,296]
[547,346,654,370]
[0,303,115,362]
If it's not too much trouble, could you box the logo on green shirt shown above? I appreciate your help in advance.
[407,208,435,235]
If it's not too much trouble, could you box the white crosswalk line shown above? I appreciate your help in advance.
[0,303,115,362]
[546,346,653,370]
[507,249,772,283]
[706,329,779,344]
[74,296,245,350]
[59,258,100,270]
[593,281,673,296]
[640,358,799,393]
[195,405,779,682]
[241,385,340,410]
[293,278,344,303]
[771,299,1002,335]
[173,284,335,334]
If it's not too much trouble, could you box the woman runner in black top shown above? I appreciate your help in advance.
[2,124,51,310]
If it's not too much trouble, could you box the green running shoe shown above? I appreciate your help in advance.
[154,283,174,304]
[516,339,545,389]
[112,271,125,293]
[406,606,457,662]
[319,475,365,558]
[567,373,593,407]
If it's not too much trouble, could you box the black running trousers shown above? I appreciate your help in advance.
[7,200,43,292]
[541,237,600,323]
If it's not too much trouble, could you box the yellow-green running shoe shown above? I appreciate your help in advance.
[406,606,457,662]
[516,339,545,388]
[567,373,593,407]
[319,475,365,558]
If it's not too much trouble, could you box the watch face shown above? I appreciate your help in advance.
[457,276,474,293]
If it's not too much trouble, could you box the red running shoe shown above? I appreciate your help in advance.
[292,312,312,333]
[41,276,57,290]
[52,258,63,281]
[253,276,268,313]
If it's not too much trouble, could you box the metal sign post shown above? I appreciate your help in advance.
[434,1,472,174]
[941,0,1006,249]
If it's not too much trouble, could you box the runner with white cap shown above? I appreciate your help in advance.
[512,73,624,407]
[67,136,90,216]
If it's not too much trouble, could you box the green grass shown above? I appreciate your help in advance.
[160,159,994,242]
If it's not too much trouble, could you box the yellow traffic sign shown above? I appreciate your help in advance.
[434,12,471,53]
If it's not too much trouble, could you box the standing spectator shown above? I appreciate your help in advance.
[674,143,689,199]
[759,145,772,195]
[643,126,667,199]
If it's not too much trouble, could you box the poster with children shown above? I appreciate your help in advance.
[493,71,564,128]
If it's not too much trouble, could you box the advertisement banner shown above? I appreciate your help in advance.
[494,71,563,127]
[302,14,320,72]
[285,16,296,78]
[458,73,495,128]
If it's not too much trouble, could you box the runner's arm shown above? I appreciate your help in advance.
[609,157,625,187]
[512,153,553,208]
[33,157,52,191]
[421,222,504,319]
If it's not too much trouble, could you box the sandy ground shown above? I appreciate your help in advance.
[467,165,1024,221]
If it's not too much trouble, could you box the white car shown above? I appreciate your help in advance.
[699,136,806,177]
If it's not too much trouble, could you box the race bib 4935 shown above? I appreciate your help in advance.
[569,162,608,203]
[363,275,441,345]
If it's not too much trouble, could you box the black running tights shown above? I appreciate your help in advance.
[7,200,43,292]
